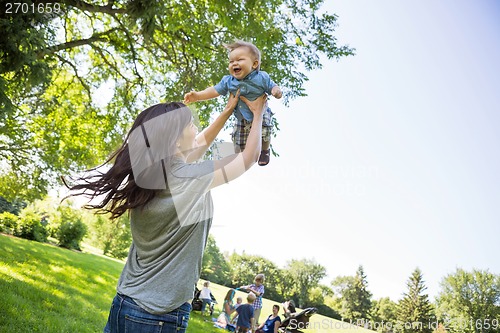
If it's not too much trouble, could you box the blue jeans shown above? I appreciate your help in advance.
[200,298,211,313]
[104,294,191,333]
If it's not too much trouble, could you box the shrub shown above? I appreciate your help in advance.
[57,219,87,250]
[0,212,19,234]
[15,212,48,242]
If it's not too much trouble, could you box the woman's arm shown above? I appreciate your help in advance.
[273,319,281,333]
[210,95,266,189]
[186,91,239,163]
[224,301,235,315]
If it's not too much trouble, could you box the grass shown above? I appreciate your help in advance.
[0,234,122,332]
[0,234,374,333]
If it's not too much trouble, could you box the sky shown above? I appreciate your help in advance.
[209,0,500,301]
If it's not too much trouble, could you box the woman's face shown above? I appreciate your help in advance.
[272,306,279,315]
[177,120,198,154]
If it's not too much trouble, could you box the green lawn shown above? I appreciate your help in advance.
[0,234,122,332]
[0,234,373,333]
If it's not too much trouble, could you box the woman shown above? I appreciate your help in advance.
[255,304,281,333]
[65,91,267,333]
[216,288,236,329]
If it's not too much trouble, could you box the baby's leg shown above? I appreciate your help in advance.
[231,118,250,153]
[258,121,272,166]
[262,137,270,152]
[234,144,246,153]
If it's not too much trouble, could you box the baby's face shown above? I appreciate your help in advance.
[228,47,258,80]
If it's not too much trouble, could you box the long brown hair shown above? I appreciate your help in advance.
[63,102,192,220]
[224,289,236,302]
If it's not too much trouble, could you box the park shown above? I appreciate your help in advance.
[1,0,500,332]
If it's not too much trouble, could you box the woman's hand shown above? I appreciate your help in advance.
[186,90,239,163]
[223,89,241,114]
[240,94,267,117]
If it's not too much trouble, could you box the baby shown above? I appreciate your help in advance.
[184,40,282,166]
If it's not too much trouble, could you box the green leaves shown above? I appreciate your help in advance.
[436,269,500,333]
[331,265,372,322]
[1,0,355,200]
[397,268,435,333]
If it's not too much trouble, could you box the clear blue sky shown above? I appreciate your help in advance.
[210,0,500,301]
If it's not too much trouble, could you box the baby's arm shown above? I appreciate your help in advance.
[261,71,282,99]
[183,87,220,104]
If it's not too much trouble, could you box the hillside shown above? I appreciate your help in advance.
[0,234,374,332]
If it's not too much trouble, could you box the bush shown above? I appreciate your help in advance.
[315,304,341,320]
[57,219,87,250]
[0,212,19,234]
[85,213,132,260]
[15,212,48,242]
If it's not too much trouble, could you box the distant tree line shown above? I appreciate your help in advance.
[1,195,499,331]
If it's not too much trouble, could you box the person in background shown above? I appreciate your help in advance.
[240,273,265,329]
[231,296,243,326]
[232,293,256,333]
[200,281,212,316]
[215,288,236,329]
[282,300,296,318]
[255,304,281,333]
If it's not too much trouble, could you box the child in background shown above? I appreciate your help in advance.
[184,40,282,166]
[200,281,212,316]
[232,293,256,333]
[231,296,244,326]
[241,273,265,328]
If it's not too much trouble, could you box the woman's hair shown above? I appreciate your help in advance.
[224,289,236,302]
[63,102,192,220]
[203,281,210,287]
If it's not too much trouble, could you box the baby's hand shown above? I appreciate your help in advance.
[271,86,282,99]
[183,91,198,104]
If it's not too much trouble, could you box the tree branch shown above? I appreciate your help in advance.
[89,44,130,83]
[37,28,119,59]
[57,0,126,14]
[55,54,92,97]
[110,14,143,82]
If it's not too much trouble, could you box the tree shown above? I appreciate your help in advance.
[0,196,26,215]
[396,268,435,333]
[84,212,132,259]
[229,252,284,301]
[201,235,231,285]
[0,0,354,201]
[308,284,340,319]
[370,297,398,333]
[436,268,500,333]
[332,265,372,323]
[285,258,326,308]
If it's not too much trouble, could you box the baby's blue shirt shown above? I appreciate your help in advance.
[214,70,277,121]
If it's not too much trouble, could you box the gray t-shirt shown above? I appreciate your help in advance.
[116,158,214,314]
